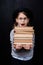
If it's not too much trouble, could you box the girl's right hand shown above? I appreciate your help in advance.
[13,44,22,50]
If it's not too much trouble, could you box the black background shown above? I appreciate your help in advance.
[0,0,43,64]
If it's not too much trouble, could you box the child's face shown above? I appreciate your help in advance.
[16,12,30,27]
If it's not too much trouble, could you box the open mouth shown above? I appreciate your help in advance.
[21,24,25,26]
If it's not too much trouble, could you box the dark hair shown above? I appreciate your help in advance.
[12,8,33,26]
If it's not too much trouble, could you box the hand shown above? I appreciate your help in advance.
[13,44,22,50]
[23,43,33,50]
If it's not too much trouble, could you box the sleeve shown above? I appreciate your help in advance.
[10,29,14,44]
[32,33,35,48]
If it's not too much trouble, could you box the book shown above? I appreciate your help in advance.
[13,43,32,44]
[14,26,34,44]
[14,31,34,34]
[14,39,33,43]
[14,34,33,38]
[14,26,34,32]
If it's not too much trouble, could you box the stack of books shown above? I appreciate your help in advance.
[14,26,34,44]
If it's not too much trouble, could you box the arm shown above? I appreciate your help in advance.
[10,29,14,44]
[10,29,35,50]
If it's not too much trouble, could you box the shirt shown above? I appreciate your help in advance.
[10,29,35,61]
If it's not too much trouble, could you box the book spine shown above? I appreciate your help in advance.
[14,39,33,43]
[13,43,32,44]
[15,31,34,34]
[14,34,33,38]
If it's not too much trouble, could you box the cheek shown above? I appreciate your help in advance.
[25,20,29,25]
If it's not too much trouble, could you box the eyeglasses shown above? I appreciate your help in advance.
[17,17,28,20]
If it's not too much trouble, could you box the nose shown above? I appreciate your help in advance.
[21,18,25,23]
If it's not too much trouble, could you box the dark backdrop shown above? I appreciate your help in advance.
[0,0,43,64]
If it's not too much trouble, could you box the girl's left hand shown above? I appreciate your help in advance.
[23,43,33,50]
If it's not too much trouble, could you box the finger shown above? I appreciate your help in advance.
[30,44,33,48]
[23,44,30,50]
[15,44,22,49]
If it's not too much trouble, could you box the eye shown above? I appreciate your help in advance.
[18,17,27,20]
[19,18,22,20]
[24,18,27,20]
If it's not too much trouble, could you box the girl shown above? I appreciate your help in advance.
[10,8,35,65]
